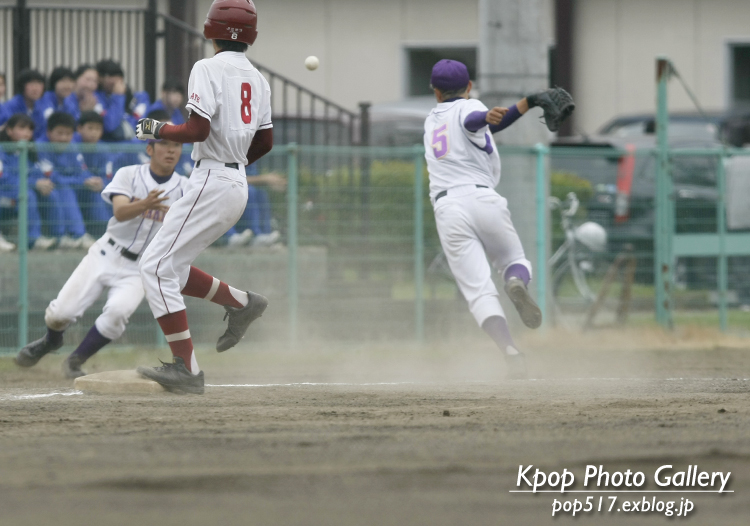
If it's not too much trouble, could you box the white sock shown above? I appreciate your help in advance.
[190,351,201,375]
[505,345,520,356]
[229,287,249,307]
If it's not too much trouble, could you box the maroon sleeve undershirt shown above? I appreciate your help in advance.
[158,112,211,143]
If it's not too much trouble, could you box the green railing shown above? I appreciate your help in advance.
[3,138,750,354]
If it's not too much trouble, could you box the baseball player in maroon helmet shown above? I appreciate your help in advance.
[134,0,272,394]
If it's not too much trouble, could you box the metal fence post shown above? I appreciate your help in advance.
[17,141,29,348]
[655,56,673,329]
[144,0,158,101]
[717,152,728,332]
[13,0,31,78]
[287,144,299,345]
[534,143,548,326]
[413,145,425,344]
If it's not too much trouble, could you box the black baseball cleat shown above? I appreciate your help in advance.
[505,352,528,380]
[62,355,87,379]
[216,291,268,352]
[14,336,63,368]
[136,357,205,395]
[504,278,542,329]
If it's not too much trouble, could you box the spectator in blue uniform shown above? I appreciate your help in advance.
[147,78,186,125]
[0,114,57,250]
[35,67,76,140]
[226,163,285,247]
[72,111,114,235]
[90,60,129,142]
[35,112,97,249]
[63,65,101,125]
[95,59,150,141]
[0,69,45,128]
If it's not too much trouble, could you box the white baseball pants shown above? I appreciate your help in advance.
[45,237,146,340]
[139,160,248,318]
[434,185,532,326]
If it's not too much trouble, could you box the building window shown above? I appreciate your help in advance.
[406,47,477,97]
[731,44,750,109]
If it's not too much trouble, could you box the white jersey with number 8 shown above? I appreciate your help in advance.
[423,98,501,202]
[186,51,273,164]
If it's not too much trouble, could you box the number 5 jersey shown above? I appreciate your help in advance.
[423,98,501,203]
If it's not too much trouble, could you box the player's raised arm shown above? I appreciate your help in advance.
[136,112,211,143]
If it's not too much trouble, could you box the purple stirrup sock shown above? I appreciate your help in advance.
[69,326,112,363]
[481,316,518,354]
[46,327,64,347]
[505,263,530,286]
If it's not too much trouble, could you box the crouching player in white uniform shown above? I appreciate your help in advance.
[14,137,189,378]
[425,59,550,379]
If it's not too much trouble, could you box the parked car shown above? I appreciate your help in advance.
[550,135,723,284]
[597,111,750,146]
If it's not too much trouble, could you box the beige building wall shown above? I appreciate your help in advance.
[196,0,480,110]
[573,0,750,134]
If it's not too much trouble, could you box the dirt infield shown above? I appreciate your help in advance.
[1,330,749,525]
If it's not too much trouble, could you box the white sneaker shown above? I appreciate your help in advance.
[228,229,254,247]
[78,233,96,250]
[32,236,57,250]
[57,235,81,249]
[0,234,16,252]
[251,230,281,247]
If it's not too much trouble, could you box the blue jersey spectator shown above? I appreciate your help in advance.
[34,67,76,141]
[226,164,285,248]
[95,59,151,142]
[0,113,56,250]
[35,112,96,248]
[63,65,102,129]
[0,69,46,129]
[147,78,186,126]
[72,111,115,234]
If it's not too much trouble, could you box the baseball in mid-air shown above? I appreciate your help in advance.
[305,56,320,71]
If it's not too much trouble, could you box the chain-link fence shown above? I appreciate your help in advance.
[2,140,750,354]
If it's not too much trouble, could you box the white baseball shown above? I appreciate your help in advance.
[305,56,320,71]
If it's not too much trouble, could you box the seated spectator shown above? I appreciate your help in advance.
[0,69,45,128]
[35,67,76,140]
[63,65,101,124]
[147,78,186,125]
[0,72,6,103]
[226,163,285,247]
[72,111,114,234]
[35,112,97,249]
[0,113,57,250]
[96,59,151,141]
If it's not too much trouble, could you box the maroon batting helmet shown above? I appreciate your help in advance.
[203,0,258,46]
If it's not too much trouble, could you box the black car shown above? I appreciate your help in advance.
[550,135,722,284]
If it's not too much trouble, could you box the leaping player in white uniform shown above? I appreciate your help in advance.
[14,136,189,378]
[133,0,272,394]
[425,59,549,379]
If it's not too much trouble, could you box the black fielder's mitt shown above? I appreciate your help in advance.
[527,88,575,132]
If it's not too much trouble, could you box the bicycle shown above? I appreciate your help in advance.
[549,192,609,316]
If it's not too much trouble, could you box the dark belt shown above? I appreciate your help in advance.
[435,185,489,202]
[196,160,239,170]
[108,238,138,261]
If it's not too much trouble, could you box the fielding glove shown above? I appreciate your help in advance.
[526,88,575,132]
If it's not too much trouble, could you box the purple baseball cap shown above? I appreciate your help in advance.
[430,59,470,92]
